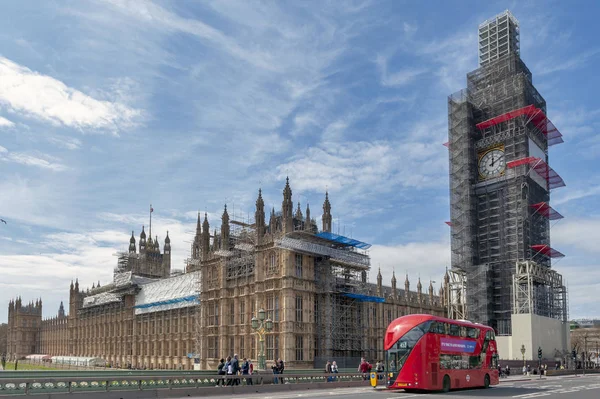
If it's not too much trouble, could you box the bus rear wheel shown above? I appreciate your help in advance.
[484,374,490,389]
[442,375,451,393]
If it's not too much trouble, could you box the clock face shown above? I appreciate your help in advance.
[479,149,506,179]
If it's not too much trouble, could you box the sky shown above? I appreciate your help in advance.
[1,0,599,323]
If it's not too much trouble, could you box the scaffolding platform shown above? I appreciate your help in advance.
[507,156,566,189]
[476,104,564,146]
[530,202,563,220]
[531,245,565,258]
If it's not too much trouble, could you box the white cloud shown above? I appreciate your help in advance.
[102,0,277,71]
[369,239,450,287]
[276,117,448,194]
[376,54,427,87]
[0,147,67,171]
[47,136,83,150]
[403,22,418,35]
[552,217,600,255]
[0,57,142,132]
[415,31,477,91]
[0,115,14,127]
[535,48,600,76]
[553,184,600,206]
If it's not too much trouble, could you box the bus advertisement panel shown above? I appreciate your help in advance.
[384,314,499,392]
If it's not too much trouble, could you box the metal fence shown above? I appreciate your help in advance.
[0,371,380,397]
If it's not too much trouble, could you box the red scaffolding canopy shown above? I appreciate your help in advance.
[531,244,565,258]
[506,156,566,189]
[443,142,450,148]
[445,221,453,227]
[530,202,563,220]
[475,105,564,146]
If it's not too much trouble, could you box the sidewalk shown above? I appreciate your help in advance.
[500,374,547,383]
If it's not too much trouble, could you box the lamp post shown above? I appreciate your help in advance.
[521,344,526,372]
[583,334,588,376]
[251,308,273,371]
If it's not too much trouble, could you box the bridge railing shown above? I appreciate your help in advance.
[0,371,381,397]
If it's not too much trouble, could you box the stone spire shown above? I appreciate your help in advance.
[221,204,230,250]
[201,213,210,260]
[164,231,171,253]
[305,203,311,231]
[417,277,423,302]
[129,231,136,253]
[377,268,383,295]
[193,212,201,259]
[269,207,276,234]
[404,274,410,301]
[58,301,65,318]
[322,191,332,232]
[255,189,266,242]
[295,201,303,219]
[391,271,397,294]
[282,177,293,233]
[139,226,146,253]
[429,280,434,304]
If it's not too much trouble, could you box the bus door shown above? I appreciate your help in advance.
[385,321,431,387]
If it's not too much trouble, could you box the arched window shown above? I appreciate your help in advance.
[267,252,279,275]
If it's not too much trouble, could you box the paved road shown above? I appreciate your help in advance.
[180,375,600,399]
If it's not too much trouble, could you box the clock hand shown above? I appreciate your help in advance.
[491,152,496,167]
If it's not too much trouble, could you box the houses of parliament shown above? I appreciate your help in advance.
[6,179,446,370]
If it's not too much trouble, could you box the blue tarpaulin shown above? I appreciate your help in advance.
[315,232,372,249]
[134,295,199,309]
[342,292,385,303]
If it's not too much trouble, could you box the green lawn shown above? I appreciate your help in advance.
[3,362,59,371]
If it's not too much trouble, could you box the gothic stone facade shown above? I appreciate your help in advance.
[7,180,448,369]
[190,179,447,370]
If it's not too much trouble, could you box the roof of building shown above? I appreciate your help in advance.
[134,271,200,315]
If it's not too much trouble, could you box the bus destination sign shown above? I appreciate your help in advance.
[440,338,477,353]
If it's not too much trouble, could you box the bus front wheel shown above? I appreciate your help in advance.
[442,375,451,393]
[484,374,490,389]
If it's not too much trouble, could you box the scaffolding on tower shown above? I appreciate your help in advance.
[447,47,567,334]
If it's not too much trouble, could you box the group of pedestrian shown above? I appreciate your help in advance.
[271,358,285,384]
[216,354,254,386]
[324,360,339,381]
[498,364,510,377]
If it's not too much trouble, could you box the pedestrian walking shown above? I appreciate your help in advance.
[216,358,226,387]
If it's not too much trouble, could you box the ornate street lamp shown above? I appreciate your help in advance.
[251,309,273,371]
[521,344,526,371]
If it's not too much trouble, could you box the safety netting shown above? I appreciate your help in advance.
[134,271,200,315]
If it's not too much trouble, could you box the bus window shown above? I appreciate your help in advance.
[386,321,431,373]
[490,331,496,341]
[429,322,445,334]
[469,356,482,369]
[387,352,397,372]
[440,354,452,369]
[491,354,499,369]
[459,326,467,337]
[429,322,438,333]
[467,328,479,338]
[437,323,446,334]
[449,324,460,336]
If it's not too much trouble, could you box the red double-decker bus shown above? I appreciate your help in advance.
[384,314,499,392]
